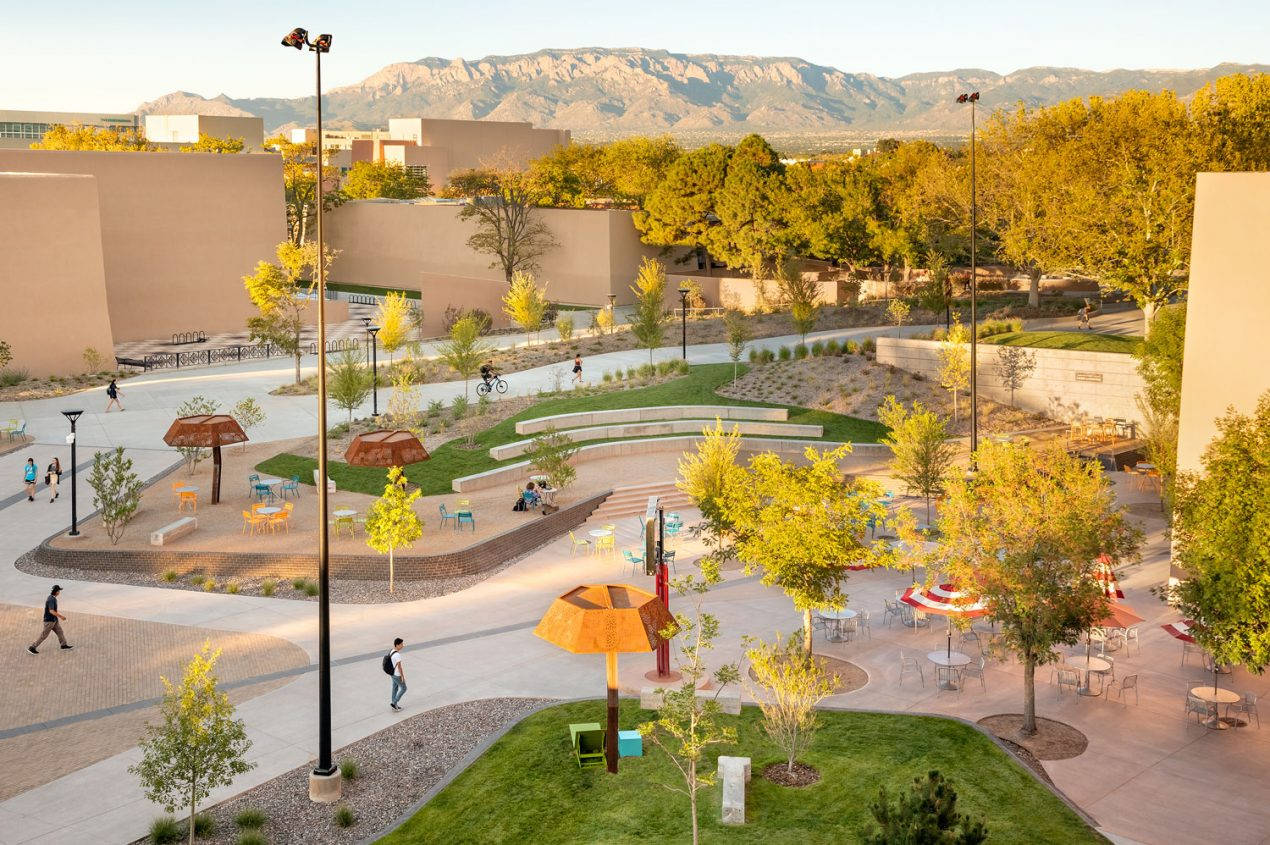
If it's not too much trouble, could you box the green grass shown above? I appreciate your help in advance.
[983,331,1143,355]
[326,281,422,300]
[377,700,1102,845]
[257,364,886,496]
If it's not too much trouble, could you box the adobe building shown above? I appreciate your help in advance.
[143,114,265,150]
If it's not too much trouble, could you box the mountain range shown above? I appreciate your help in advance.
[136,48,1266,146]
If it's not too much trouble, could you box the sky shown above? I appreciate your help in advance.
[4,0,1267,112]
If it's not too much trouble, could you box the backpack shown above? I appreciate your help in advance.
[382,653,395,675]
[513,497,527,512]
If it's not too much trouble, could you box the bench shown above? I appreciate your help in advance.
[313,470,336,492]
[115,356,151,371]
[718,756,751,824]
[151,516,197,546]
[639,686,741,715]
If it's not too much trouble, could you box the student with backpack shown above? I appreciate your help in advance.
[105,379,124,412]
[383,637,407,711]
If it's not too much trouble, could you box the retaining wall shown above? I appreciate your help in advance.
[491,420,823,460]
[35,490,610,581]
[876,337,1146,425]
[514,405,787,435]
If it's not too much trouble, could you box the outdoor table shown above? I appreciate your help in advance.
[819,608,857,643]
[588,529,613,538]
[1190,686,1242,730]
[927,650,972,690]
[175,486,199,493]
[259,478,283,488]
[334,509,356,518]
[257,506,281,516]
[530,474,549,485]
[1135,463,1156,472]
[1067,656,1111,696]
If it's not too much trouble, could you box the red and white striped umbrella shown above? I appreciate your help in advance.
[1161,619,1197,644]
[1094,554,1125,599]
[900,583,989,618]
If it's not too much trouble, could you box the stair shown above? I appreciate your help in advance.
[588,481,694,523]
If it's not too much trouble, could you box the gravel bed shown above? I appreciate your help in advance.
[16,547,535,605]
[131,697,555,845]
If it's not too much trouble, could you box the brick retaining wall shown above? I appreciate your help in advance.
[35,490,611,581]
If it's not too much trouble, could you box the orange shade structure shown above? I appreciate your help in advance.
[534,584,676,772]
[162,415,248,504]
[343,430,429,468]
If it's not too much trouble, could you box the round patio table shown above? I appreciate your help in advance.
[175,486,199,493]
[257,506,281,515]
[819,608,857,643]
[333,509,356,518]
[588,529,613,538]
[1190,686,1241,730]
[1066,656,1111,696]
[928,650,972,690]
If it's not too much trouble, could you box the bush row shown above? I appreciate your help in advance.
[747,336,877,364]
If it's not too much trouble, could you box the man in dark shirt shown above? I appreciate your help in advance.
[28,585,72,654]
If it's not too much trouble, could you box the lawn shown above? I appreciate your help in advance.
[326,281,422,300]
[256,365,887,496]
[378,700,1102,845]
[983,331,1143,355]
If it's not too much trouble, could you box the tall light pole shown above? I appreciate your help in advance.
[957,91,981,458]
[677,284,690,360]
[282,25,341,804]
[60,410,83,537]
[367,325,380,417]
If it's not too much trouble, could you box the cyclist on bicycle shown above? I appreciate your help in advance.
[479,362,497,386]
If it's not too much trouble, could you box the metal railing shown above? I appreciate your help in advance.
[116,337,361,372]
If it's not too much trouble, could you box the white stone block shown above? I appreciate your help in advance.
[719,755,751,825]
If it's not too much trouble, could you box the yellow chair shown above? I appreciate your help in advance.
[241,509,268,535]
[595,534,616,557]
[568,531,591,556]
[334,513,357,537]
[171,481,197,512]
[269,502,294,533]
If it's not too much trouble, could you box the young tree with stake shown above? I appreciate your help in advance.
[723,310,751,383]
[364,466,423,593]
[878,396,957,524]
[629,257,670,364]
[993,345,1037,407]
[502,271,549,346]
[438,315,492,398]
[938,315,971,424]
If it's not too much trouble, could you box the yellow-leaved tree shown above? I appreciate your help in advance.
[502,271,549,346]
[364,466,423,593]
[242,240,338,384]
[374,291,413,362]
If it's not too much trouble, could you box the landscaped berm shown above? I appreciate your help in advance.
[377,701,1100,845]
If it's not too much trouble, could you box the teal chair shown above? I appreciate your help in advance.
[456,509,476,531]
[438,503,456,529]
[622,549,644,576]
[246,473,260,497]
[281,475,301,499]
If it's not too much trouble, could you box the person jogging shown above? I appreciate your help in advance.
[572,354,583,385]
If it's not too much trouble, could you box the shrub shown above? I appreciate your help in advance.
[188,573,205,585]
[161,569,178,583]
[778,346,792,361]
[334,805,356,828]
[201,577,218,592]
[234,808,267,830]
[555,314,574,342]
[748,348,760,363]
[0,368,30,388]
[261,579,276,597]
[291,577,306,591]
[793,344,809,359]
[426,399,444,419]
[810,340,825,356]
[760,348,775,364]
[339,758,360,781]
[451,394,469,420]
[845,340,860,355]
[193,813,216,836]
[862,338,876,355]
[226,580,240,595]
[867,771,987,844]
[476,393,491,416]
[87,446,143,545]
[441,305,491,335]
[303,582,319,597]
[82,347,105,373]
[149,815,181,844]
[930,327,948,342]
[637,363,655,379]
[656,360,676,376]
[825,339,841,355]
[976,318,1022,339]
[237,833,267,845]
[626,367,637,380]
[602,371,613,383]
[675,358,690,375]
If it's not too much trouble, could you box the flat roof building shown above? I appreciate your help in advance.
[144,114,265,150]
[0,110,139,149]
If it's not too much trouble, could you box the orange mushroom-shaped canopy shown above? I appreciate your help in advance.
[162,415,247,448]
[344,430,429,468]
[534,583,675,654]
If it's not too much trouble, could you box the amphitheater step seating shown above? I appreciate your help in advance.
[588,481,694,523]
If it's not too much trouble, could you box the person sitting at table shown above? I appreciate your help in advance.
[524,481,541,506]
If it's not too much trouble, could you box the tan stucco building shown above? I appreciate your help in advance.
[0,110,139,149]
[1176,172,1270,474]
[143,115,265,150]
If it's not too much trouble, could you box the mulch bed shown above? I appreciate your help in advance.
[131,697,554,845]
[748,655,868,695]
[762,760,821,787]
[977,714,1088,761]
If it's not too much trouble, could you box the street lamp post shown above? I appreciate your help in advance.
[367,325,380,417]
[957,91,981,458]
[60,410,83,537]
[677,284,690,360]
[282,25,341,804]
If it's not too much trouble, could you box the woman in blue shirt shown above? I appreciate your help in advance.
[23,458,38,502]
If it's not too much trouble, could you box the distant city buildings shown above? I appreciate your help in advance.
[0,109,264,150]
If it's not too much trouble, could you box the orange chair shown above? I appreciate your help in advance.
[269,502,294,533]
[241,509,268,535]
[171,481,198,512]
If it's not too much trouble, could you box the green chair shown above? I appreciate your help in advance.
[569,722,605,768]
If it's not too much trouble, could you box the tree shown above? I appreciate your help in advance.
[385,367,420,429]
[266,134,345,245]
[639,573,739,845]
[773,259,820,344]
[936,442,1140,735]
[723,310,751,383]
[634,143,731,261]
[744,631,839,775]
[878,396,957,524]
[82,347,104,374]
[938,316,971,424]
[784,160,879,274]
[130,643,253,845]
[0,339,11,371]
[628,257,670,364]
[32,124,156,151]
[230,398,265,450]
[592,307,616,336]
[327,348,373,423]
[524,427,579,492]
[242,240,337,384]
[1190,72,1270,174]
[724,445,891,653]
[554,314,574,342]
[342,160,430,199]
[1135,302,1186,516]
[448,163,558,282]
[603,135,683,206]
[867,771,988,845]
[1170,393,1270,682]
[677,421,747,569]
[87,447,143,545]
[886,298,911,339]
[174,396,220,473]
[437,315,491,398]
[364,466,423,593]
[993,345,1037,406]
[502,271,549,346]
[178,134,244,154]
[374,292,413,362]
[713,134,794,282]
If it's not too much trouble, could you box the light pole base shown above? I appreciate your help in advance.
[644,669,683,684]
[308,768,342,803]
[64,531,86,540]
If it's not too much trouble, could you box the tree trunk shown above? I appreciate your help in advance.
[294,353,302,386]
[188,781,196,845]
[1022,654,1037,736]
[1027,268,1041,308]
[389,547,395,593]
[689,760,699,845]
[1142,299,1157,336]
[803,608,814,656]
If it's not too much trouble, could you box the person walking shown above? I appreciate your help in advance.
[23,458,38,502]
[572,354,583,385]
[388,637,406,711]
[28,585,72,654]
[1076,299,1091,331]
[46,457,62,503]
[105,378,123,412]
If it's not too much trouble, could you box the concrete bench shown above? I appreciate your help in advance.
[638,686,741,715]
[150,516,197,546]
[718,755,751,825]
[312,469,336,492]
[515,405,788,435]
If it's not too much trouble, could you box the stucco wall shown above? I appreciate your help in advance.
[0,149,286,343]
[387,118,569,179]
[0,173,115,376]
[1177,173,1270,473]
[877,337,1146,425]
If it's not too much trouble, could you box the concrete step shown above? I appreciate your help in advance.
[590,484,694,521]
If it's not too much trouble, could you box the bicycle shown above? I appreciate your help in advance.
[476,375,508,396]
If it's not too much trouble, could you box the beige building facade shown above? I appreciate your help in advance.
[0,110,139,149]
[143,115,265,150]
[1176,172,1270,474]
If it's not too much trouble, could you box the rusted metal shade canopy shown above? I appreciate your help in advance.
[343,430,429,468]
[162,415,248,504]
[534,584,676,773]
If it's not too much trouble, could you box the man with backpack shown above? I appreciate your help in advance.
[383,637,406,711]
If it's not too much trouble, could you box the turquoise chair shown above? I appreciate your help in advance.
[438,503,456,529]
[456,509,476,531]
[622,549,644,576]
[246,473,260,497]
[281,475,301,499]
